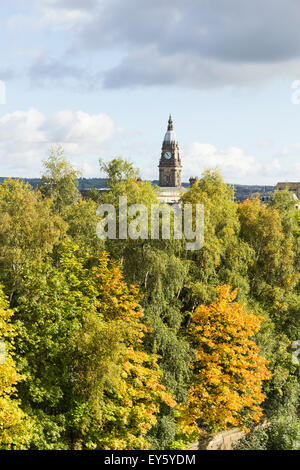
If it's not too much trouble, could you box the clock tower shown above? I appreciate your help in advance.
[158,115,182,187]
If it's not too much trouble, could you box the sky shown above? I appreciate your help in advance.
[1,0,300,185]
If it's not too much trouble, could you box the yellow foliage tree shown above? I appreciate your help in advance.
[0,288,32,449]
[82,253,176,449]
[180,286,271,435]
[62,248,176,450]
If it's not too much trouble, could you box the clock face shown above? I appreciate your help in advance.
[164,152,172,159]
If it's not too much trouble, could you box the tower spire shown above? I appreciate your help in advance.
[159,114,182,188]
[168,114,173,131]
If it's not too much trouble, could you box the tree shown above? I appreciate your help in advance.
[268,188,299,236]
[0,178,66,300]
[235,416,300,450]
[180,286,271,436]
[100,157,138,187]
[41,149,104,255]
[235,368,300,450]
[98,158,191,448]
[69,249,176,449]
[181,170,253,305]
[238,197,298,303]
[237,197,300,418]
[62,199,104,255]
[40,145,81,213]
[13,254,86,449]
[13,242,174,449]
[0,288,32,449]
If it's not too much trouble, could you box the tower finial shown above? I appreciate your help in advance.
[168,114,173,131]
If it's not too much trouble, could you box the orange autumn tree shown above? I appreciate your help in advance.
[83,252,176,449]
[180,285,271,436]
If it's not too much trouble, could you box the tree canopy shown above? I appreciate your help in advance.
[0,152,298,450]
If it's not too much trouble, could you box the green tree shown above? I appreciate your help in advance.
[98,158,192,449]
[0,178,66,300]
[62,199,104,255]
[237,197,300,422]
[238,197,298,303]
[40,145,81,213]
[100,157,138,187]
[181,170,253,305]
[235,416,300,450]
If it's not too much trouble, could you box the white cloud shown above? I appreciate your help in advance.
[0,109,46,142]
[44,110,116,145]
[182,142,300,185]
[183,143,260,182]
[0,108,119,177]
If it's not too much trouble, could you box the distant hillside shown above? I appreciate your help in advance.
[0,177,43,189]
[0,177,274,200]
[232,185,274,201]
[0,177,107,190]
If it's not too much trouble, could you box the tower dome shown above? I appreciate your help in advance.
[163,115,177,144]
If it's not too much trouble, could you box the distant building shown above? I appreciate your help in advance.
[158,115,187,205]
[158,115,182,188]
[246,191,273,204]
[275,182,300,209]
[292,193,300,210]
[276,182,300,199]
[81,187,109,199]
[260,193,272,204]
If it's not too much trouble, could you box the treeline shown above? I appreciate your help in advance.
[0,147,299,450]
[0,177,274,199]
